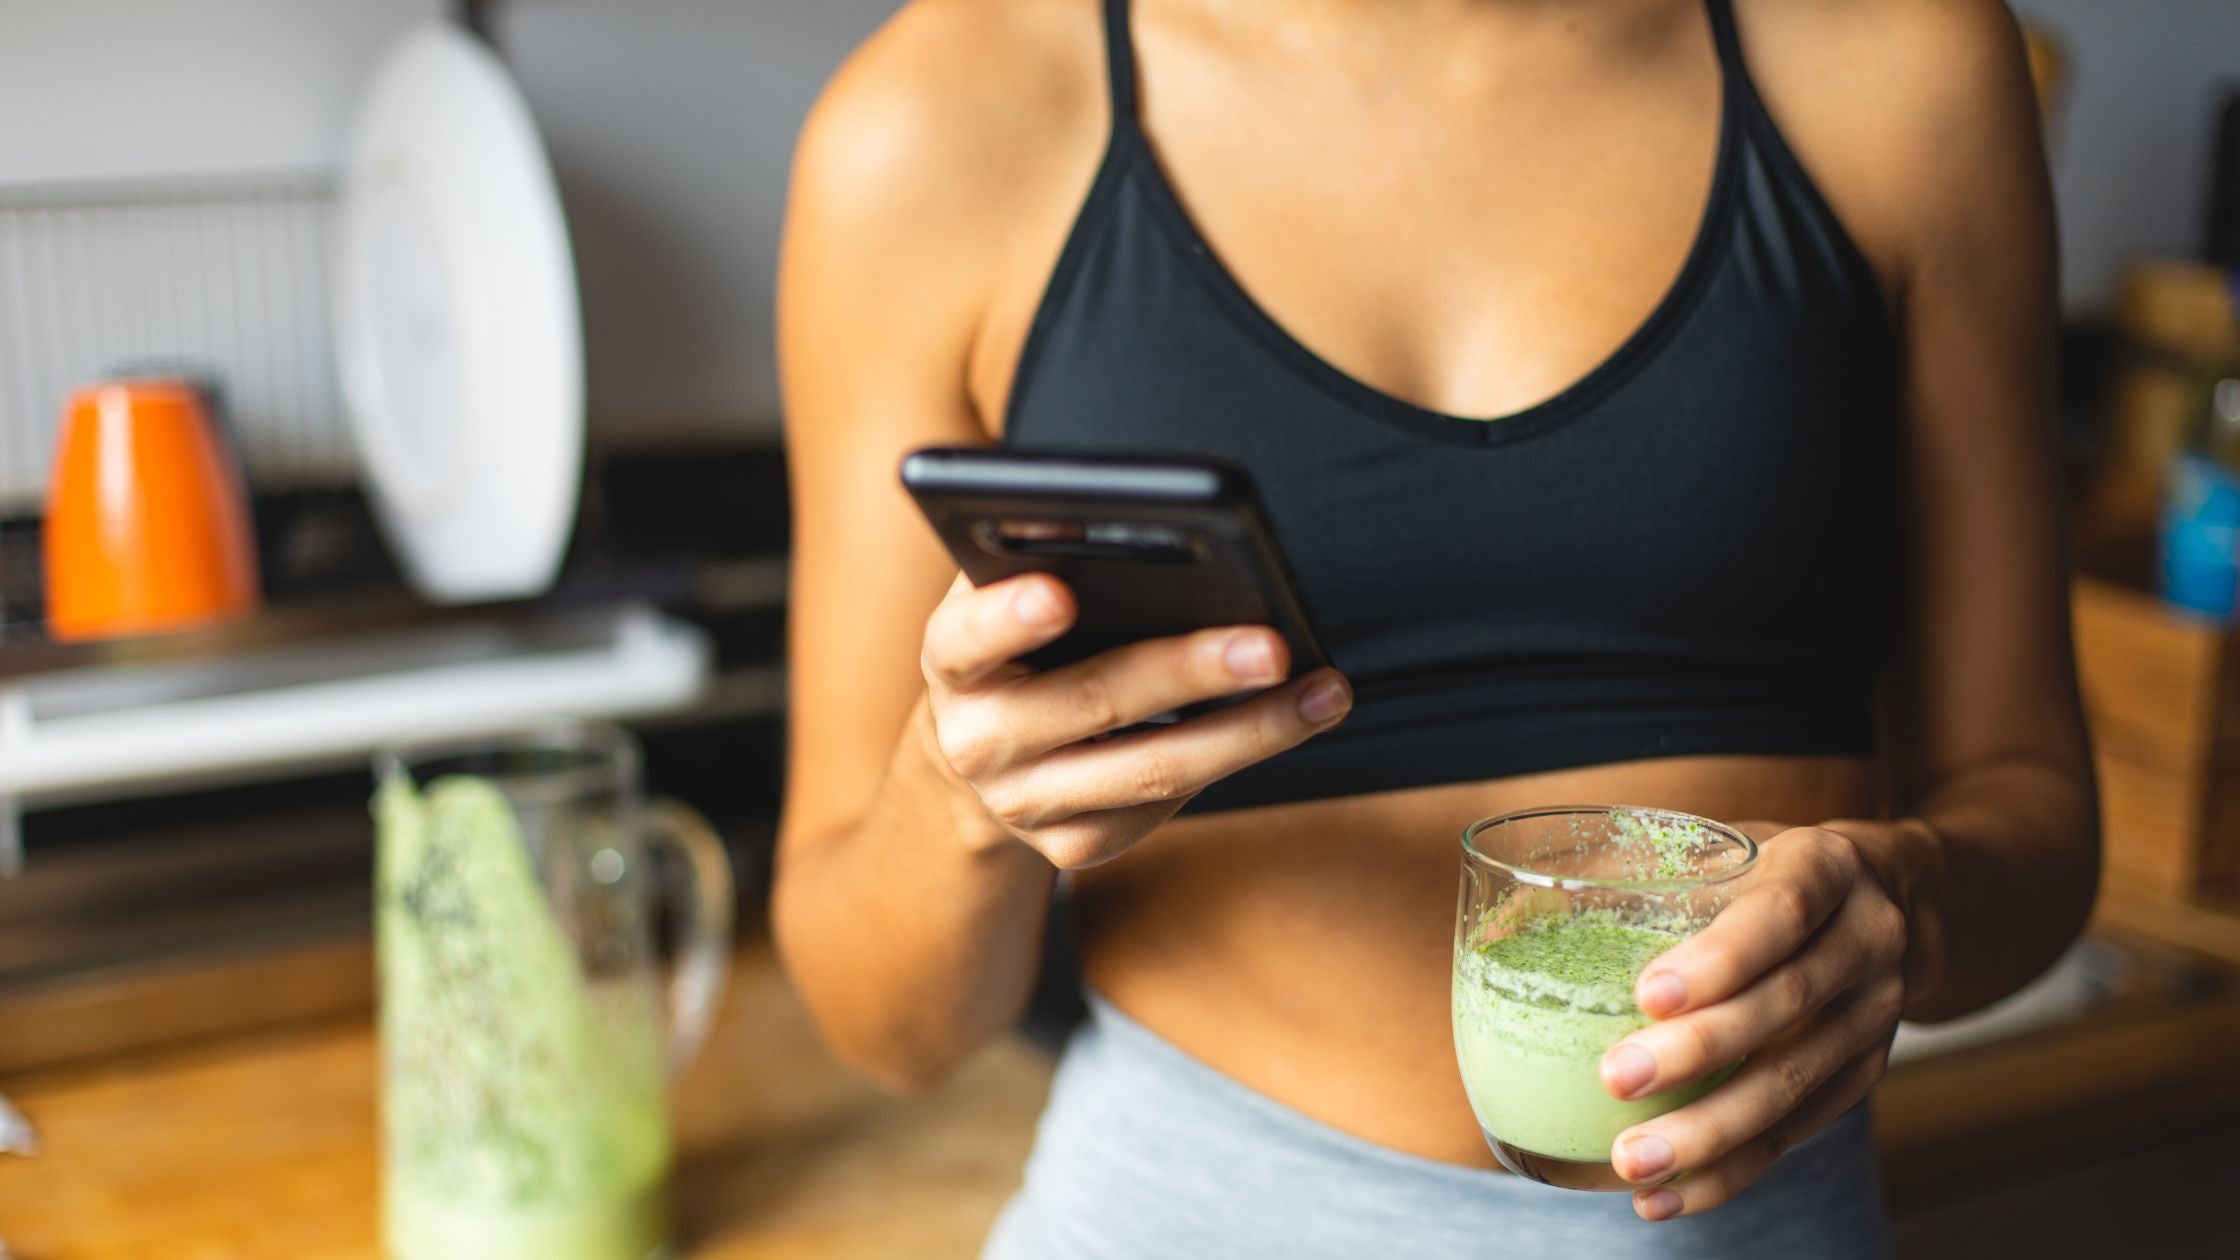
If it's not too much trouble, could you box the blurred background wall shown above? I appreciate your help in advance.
[2018,0,2240,309]
[493,0,898,443]
[0,1,446,185]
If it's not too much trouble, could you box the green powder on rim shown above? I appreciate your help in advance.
[1607,808,1717,881]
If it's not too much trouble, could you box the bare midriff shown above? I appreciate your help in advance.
[1072,752,1880,1167]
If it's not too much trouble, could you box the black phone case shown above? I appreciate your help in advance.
[900,447,1329,680]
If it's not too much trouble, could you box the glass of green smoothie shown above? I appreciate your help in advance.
[1452,805,1755,1191]
[374,721,734,1260]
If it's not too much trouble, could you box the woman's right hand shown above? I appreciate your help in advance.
[917,571,1353,870]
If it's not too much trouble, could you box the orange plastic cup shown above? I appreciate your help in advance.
[42,379,262,641]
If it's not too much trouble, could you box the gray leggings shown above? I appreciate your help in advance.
[985,992,1891,1259]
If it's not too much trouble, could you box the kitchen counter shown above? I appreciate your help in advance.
[8,898,2240,1257]
[0,934,1053,1259]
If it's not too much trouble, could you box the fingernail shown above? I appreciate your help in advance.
[1013,583,1063,628]
[1298,676,1351,724]
[1638,971,1687,1016]
[1224,633,1279,682]
[1637,1188,1682,1222]
[1621,1133,1674,1181]
[1602,1043,1655,1099]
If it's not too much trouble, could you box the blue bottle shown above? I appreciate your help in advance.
[2159,272,2240,620]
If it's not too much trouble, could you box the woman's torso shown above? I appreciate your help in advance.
[963,0,1901,1164]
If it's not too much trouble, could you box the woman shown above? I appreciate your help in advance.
[774,0,2096,1254]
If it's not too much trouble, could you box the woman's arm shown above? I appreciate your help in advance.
[772,3,1065,1091]
[1595,0,2097,1218]
[1850,0,2099,1020]
[773,0,1350,1092]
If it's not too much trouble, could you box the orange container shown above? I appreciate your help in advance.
[42,379,261,641]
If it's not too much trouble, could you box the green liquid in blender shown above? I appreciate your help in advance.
[377,776,670,1260]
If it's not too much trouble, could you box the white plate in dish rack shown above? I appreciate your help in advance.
[334,22,583,603]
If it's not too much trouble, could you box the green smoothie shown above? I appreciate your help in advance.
[377,775,671,1260]
[1452,913,1731,1164]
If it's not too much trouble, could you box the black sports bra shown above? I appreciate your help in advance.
[1003,0,1901,813]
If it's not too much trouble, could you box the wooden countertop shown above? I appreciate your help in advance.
[9,898,2240,1257]
[0,937,1054,1259]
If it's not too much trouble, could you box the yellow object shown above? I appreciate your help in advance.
[2023,23,2068,124]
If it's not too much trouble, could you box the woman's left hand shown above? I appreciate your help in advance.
[1600,822,1915,1222]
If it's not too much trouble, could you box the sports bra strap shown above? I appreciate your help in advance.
[1702,0,1758,107]
[1103,0,1139,132]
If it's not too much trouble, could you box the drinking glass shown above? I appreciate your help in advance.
[1452,805,1755,1191]
[375,721,734,1259]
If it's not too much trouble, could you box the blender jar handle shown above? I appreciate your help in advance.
[646,799,735,1074]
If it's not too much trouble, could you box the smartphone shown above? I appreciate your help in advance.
[900,447,1329,687]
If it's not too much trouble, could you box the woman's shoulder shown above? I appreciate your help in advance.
[783,0,1114,435]
[780,1,1112,441]
[791,0,1106,232]
[1733,0,2032,89]
[1733,0,2046,297]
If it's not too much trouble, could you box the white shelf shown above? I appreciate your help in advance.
[0,602,712,875]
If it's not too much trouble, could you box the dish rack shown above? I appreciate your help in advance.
[0,170,359,519]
